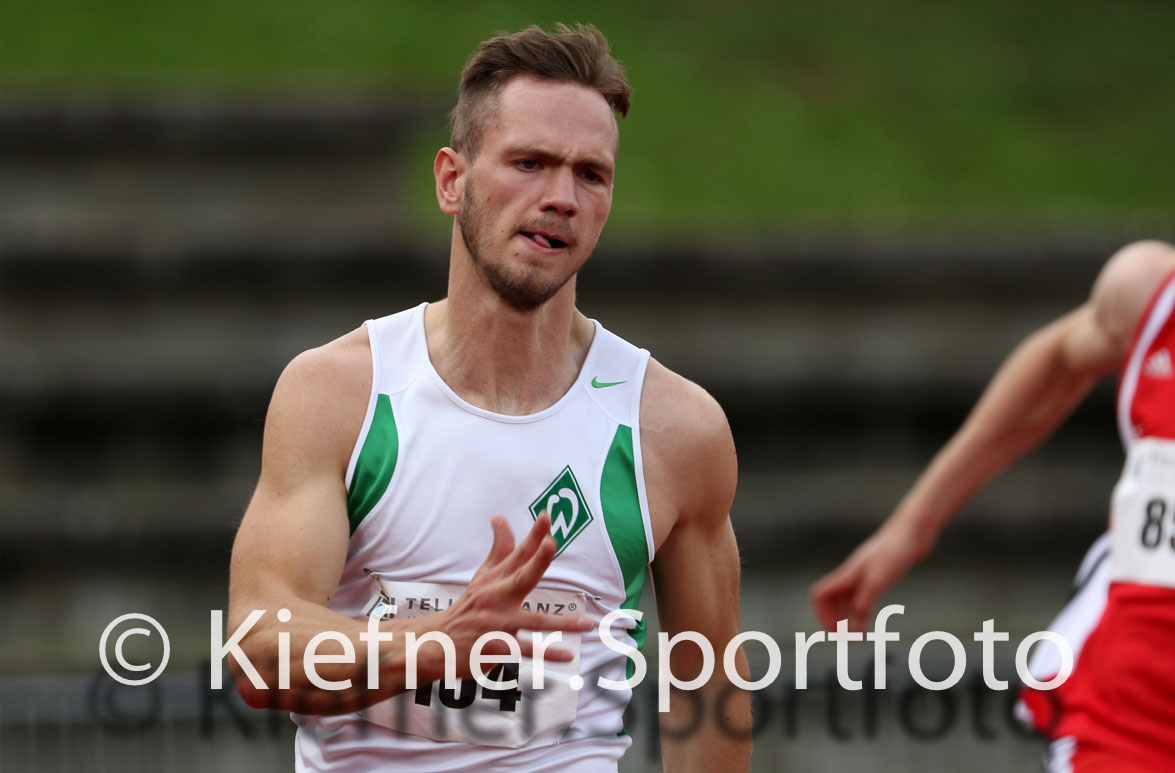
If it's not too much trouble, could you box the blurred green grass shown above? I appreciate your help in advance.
[3,0,1173,233]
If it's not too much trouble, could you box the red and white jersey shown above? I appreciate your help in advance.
[1025,271,1175,770]
[1117,269,1175,450]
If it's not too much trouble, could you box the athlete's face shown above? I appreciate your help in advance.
[451,76,618,310]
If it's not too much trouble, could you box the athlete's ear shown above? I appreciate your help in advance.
[434,147,465,216]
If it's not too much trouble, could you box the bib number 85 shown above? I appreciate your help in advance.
[1140,498,1175,550]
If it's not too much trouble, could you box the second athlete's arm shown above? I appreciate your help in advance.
[811,239,1175,632]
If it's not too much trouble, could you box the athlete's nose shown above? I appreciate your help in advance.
[540,166,578,218]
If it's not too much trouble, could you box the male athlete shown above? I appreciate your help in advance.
[227,23,750,772]
[811,239,1175,771]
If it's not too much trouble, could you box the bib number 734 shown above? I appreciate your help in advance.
[356,577,585,747]
[413,663,522,712]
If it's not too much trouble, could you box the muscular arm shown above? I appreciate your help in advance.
[812,239,1175,632]
[227,329,589,714]
[227,330,375,712]
[642,360,750,772]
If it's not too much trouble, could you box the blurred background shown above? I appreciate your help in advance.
[2,1,1173,771]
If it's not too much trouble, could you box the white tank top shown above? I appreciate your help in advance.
[293,303,656,772]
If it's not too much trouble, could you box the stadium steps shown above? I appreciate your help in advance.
[1,98,1130,574]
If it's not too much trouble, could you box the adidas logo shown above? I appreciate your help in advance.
[1144,348,1172,379]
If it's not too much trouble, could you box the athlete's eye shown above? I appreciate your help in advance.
[580,169,602,184]
[516,159,540,171]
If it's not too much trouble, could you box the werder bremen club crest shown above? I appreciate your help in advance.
[529,466,594,556]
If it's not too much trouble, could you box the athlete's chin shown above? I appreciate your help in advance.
[493,283,566,312]
[489,271,575,313]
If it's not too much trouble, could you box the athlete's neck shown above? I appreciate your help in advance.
[423,291,594,417]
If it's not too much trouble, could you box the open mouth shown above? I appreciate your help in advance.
[520,231,568,250]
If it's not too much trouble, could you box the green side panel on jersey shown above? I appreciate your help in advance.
[346,393,398,535]
[600,423,649,683]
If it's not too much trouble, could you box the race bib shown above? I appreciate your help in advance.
[356,577,586,748]
[1109,438,1175,588]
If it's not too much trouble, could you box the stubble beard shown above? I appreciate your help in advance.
[457,179,582,312]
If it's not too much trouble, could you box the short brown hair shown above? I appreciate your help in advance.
[449,23,631,156]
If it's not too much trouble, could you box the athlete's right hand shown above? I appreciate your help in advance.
[434,512,593,677]
[810,520,927,633]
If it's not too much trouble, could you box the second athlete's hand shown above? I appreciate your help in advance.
[810,519,927,633]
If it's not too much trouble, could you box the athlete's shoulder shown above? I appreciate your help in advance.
[1091,239,1175,355]
[277,326,371,407]
[640,358,730,442]
[640,358,737,532]
[263,326,372,479]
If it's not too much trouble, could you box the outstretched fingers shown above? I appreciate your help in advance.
[511,530,558,593]
[513,612,595,661]
[500,511,553,573]
[468,515,517,589]
[465,512,575,631]
[515,609,594,635]
[485,514,515,566]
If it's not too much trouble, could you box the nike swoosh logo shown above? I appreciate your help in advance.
[591,377,626,388]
